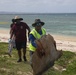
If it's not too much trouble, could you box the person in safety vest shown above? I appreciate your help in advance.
[29,19,46,66]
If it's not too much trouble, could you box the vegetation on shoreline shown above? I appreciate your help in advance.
[0,42,76,75]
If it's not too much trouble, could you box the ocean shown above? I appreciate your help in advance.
[0,13,76,37]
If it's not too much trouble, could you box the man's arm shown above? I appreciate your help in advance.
[26,24,31,37]
[29,34,37,47]
[27,26,31,36]
[10,25,15,39]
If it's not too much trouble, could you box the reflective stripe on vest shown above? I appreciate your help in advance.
[29,28,46,52]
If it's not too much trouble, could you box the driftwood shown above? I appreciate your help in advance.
[32,34,62,75]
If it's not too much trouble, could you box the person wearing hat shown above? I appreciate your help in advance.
[10,16,30,62]
[29,19,46,66]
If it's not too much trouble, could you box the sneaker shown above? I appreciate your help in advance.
[17,59,22,62]
[23,56,27,61]
[7,53,11,57]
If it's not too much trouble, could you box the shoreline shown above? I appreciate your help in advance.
[0,29,76,53]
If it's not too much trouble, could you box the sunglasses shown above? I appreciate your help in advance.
[36,23,42,26]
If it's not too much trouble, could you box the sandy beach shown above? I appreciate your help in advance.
[0,29,10,42]
[52,34,76,52]
[0,29,76,53]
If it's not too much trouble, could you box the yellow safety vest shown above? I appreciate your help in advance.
[29,28,46,52]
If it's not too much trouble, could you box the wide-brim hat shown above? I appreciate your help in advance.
[32,19,45,27]
[13,16,23,22]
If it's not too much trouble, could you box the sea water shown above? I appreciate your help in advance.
[0,13,76,37]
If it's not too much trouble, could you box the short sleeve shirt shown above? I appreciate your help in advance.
[12,22,30,42]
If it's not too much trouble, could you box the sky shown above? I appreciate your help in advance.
[0,0,76,13]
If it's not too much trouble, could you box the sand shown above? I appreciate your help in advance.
[0,29,10,42]
[52,34,76,52]
[0,29,76,53]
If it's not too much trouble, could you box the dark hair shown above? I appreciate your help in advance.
[12,19,15,23]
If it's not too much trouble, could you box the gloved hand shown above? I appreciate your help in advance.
[8,39,12,43]
[36,40,45,58]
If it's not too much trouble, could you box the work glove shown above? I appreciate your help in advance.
[36,40,45,58]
